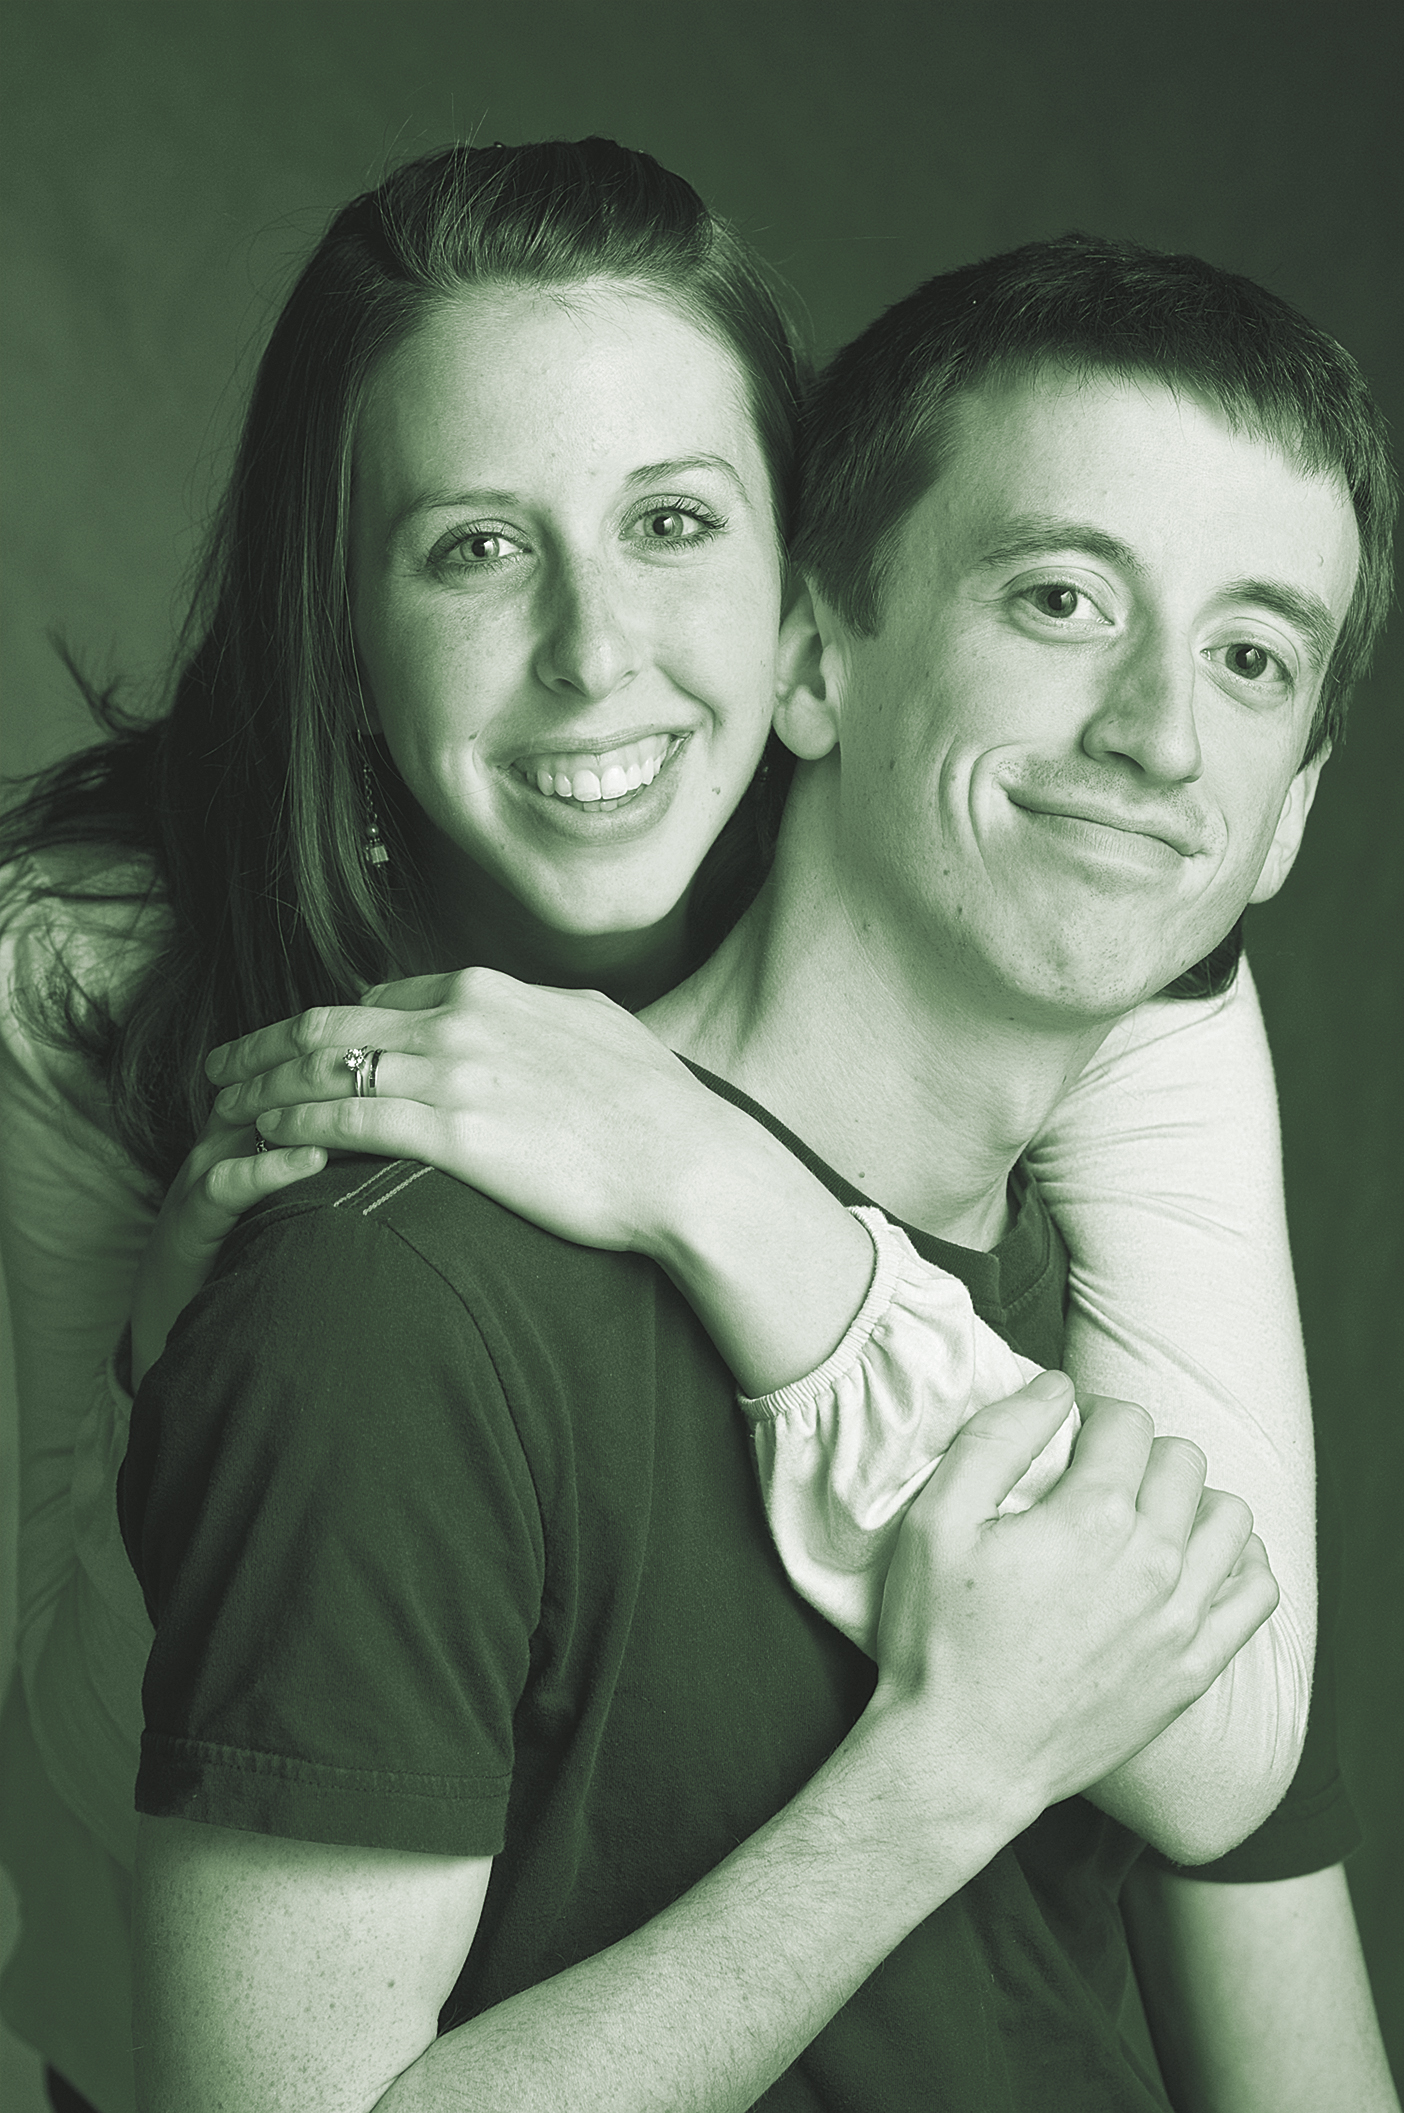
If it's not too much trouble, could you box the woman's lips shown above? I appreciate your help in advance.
[513,733,684,812]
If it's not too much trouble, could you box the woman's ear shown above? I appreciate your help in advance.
[773,579,847,761]
[1249,746,1330,904]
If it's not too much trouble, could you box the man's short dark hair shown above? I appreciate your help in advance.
[795,233,1395,770]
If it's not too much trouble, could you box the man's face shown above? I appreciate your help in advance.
[811,367,1360,1023]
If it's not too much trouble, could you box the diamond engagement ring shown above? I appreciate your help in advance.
[342,1045,382,1097]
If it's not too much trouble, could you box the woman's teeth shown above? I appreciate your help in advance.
[522,734,677,807]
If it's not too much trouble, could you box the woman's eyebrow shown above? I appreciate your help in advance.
[624,455,751,501]
[387,457,751,541]
[388,487,521,537]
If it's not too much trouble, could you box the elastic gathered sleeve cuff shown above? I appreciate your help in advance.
[740,1206,1074,1656]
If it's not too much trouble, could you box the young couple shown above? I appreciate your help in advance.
[0,139,1396,2110]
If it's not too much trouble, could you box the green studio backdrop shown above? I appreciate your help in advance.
[1,0,1400,2092]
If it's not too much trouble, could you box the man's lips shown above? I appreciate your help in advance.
[1004,791,1205,858]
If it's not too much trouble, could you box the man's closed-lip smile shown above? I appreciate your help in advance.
[1004,789,1207,860]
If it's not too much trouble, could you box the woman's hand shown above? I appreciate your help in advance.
[206,966,727,1254]
[128,1114,326,1391]
[206,967,877,1394]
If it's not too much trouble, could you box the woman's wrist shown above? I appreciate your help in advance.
[642,1097,877,1397]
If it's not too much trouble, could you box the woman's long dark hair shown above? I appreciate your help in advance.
[1,141,808,1192]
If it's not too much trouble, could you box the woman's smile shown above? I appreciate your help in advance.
[350,279,784,952]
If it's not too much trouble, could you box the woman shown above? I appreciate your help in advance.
[0,140,1377,2111]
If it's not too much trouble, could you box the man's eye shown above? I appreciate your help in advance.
[1220,642,1278,682]
[1022,582,1098,621]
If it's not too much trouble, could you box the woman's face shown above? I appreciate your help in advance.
[350,279,786,963]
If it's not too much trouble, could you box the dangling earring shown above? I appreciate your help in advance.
[362,752,390,868]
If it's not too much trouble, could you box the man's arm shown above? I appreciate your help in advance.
[133,1382,1277,2113]
[1122,1862,1399,2113]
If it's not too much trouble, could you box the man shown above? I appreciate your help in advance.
[122,238,1396,2109]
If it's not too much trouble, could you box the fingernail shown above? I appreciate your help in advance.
[206,1045,229,1078]
[1026,1370,1072,1400]
[260,1108,283,1135]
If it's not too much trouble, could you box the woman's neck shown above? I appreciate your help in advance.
[413,839,694,1013]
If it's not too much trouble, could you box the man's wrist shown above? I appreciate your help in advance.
[851,1680,1045,1895]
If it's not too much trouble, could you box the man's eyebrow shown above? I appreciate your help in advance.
[390,455,751,539]
[1217,579,1341,673]
[974,517,1143,575]
[976,516,1343,670]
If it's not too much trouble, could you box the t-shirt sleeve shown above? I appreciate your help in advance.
[121,1189,545,1857]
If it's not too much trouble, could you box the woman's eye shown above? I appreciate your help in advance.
[459,532,523,565]
[628,505,720,547]
[435,528,527,571]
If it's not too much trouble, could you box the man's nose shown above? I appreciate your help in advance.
[532,555,642,702]
[1082,623,1204,785]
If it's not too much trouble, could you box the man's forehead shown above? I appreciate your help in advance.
[919,366,1359,618]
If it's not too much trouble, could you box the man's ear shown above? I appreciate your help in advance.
[1249,746,1330,904]
[773,580,849,762]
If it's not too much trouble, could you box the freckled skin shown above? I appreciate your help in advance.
[350,281,785,983]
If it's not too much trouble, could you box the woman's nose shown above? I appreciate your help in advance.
[532,557,642,701]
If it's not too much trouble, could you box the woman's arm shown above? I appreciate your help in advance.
[1024,960,1314,1858]
[0,863,161,1864]
[206,963,1304,1861]
[1122,1862,1399,2113]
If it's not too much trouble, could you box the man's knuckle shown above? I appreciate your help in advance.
[1075,1485,1136,1545]
[1128,1528,1182,1598]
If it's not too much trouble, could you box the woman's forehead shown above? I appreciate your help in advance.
[354,279,760,497]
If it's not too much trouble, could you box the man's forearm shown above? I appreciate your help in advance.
[383,1703,1026,2113]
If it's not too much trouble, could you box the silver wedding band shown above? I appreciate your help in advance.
[343,1045,382,1098]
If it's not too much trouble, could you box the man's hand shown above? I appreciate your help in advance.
[869,1373,1278,1847]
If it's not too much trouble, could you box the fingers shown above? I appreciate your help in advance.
[924,1371,1079,1527]
[1132,1432,1209,1543]
[202,1144,327,1219]
[1182,1530,1280,1694]
[1052,1395,1157,1515]
[211,1040,440,1121]
[207,1002,438,1086]
[1178,1483,1258,1611]
[206,968,509,1084]
[253,1098,437,1158]
[357,973,459,1010]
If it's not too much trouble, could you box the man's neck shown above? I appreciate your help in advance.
[645,773,1113,1249]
